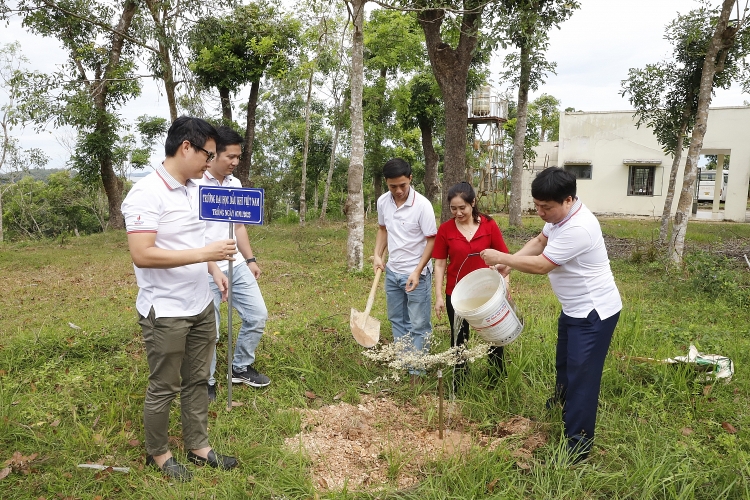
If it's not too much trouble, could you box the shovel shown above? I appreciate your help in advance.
[350,268,382,348]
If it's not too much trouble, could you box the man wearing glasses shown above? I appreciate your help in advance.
[200,126,271,403]
[122,116,239,481]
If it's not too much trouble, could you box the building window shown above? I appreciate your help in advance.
[564,164,592,179]
[628,166,655,196]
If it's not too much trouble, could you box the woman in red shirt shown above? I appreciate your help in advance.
[433,182,509,383]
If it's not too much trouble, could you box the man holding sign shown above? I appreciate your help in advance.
[200,126,271,402]
[122,117,239,481]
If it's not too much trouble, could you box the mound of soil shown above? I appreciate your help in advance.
[283,394,546,491]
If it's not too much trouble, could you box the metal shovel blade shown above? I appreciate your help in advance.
[350,308,380,348]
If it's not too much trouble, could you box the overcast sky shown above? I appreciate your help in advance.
[2,0,748,170]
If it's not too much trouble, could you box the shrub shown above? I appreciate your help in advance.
[684,250,750,306]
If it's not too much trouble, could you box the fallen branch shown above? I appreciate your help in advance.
[77,464,130,473]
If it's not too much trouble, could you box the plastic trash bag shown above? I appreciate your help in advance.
[665,344,734,382]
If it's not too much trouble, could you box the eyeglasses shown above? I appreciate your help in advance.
[189,141,216,162]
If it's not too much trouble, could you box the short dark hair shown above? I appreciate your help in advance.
[382,158,412,180]
[164,116,219,157]
[531,167,576,204]
[447,182,484,224]
[216,126,244,155]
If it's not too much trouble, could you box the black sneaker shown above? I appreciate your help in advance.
[207,383,216,402]
[231,366,270,388]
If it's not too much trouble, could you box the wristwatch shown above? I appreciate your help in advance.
[246,257,257,264]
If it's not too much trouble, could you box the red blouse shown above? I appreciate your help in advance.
[432,215,509,295]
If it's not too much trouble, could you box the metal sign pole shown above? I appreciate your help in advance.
[226,223,234,411]
[198,185,264,412]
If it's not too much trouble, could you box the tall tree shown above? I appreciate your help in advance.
[395,69,444,202]
[320,22,350,220]
[498,96,540,209]
[140,0,236,121]
[363,9,425,201]
[415,0,483,222]
[499,0,579,227]
[344,0,366,271]
[0,42,49,242]
[4,0,142,229]
[622,4,749,247]
[622,61,694,246]
[533,93,560,142]
[189,0,300,186]
[671,0,749,264]
[8,0,233,121]
[295,10,347,224]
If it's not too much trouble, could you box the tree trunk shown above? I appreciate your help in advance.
[440,92,470,223]
[370,67,387,204]
[0,114,8,243]
[98,0,138,229]
[670,0,736,265]
[345,0,366,271]
[509,42,531,227]
[100,152,125,229]
[419,5,481,223]
[420,117,440,202]
[237,80,260,187]
[321,96,341,220]
[299,71,314,225]
[0,189,4,243]
[219,87,232,124]
[144,0,177,121]
[658,112,690,245]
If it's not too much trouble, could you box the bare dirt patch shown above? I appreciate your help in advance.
[283,394,546,492]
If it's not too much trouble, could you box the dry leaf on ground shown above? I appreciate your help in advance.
[721,422,737,434]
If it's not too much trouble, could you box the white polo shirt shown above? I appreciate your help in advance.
[542,198,622,319]
[196,171,247,273]
[121,163,213,319]
[377,187,437,275]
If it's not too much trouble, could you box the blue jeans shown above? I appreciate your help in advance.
[208,263,268,386]
[385,267,432,375]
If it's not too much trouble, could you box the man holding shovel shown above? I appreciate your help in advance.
[373,158,437,384]
[200,126,271,403]
[480,167,621,464]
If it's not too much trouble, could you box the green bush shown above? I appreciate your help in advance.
[684,250,750,306]
[1,171,106,240]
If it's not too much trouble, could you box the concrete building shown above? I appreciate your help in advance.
[523,106,750,222]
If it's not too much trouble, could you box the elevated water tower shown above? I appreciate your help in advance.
[467,86,508,209]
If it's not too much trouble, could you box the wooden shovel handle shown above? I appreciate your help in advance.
[362,268,382,318]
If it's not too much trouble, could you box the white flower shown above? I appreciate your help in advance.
[363,338,491,374]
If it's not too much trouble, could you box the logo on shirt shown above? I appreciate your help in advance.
[133,215,144,226]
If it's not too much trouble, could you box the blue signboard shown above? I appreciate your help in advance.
[199,186,264,225]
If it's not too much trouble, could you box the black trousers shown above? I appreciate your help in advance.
[445,294,504,372]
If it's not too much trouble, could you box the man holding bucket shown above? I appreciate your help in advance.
[480,167,621,464]
[373,158,437,385]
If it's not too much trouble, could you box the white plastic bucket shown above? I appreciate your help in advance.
[451,268,524,346]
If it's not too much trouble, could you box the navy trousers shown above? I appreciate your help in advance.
[555,309,620,453]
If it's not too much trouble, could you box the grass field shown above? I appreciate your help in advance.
[0,216,749,499]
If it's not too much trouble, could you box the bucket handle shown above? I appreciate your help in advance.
[454,252,482,287]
